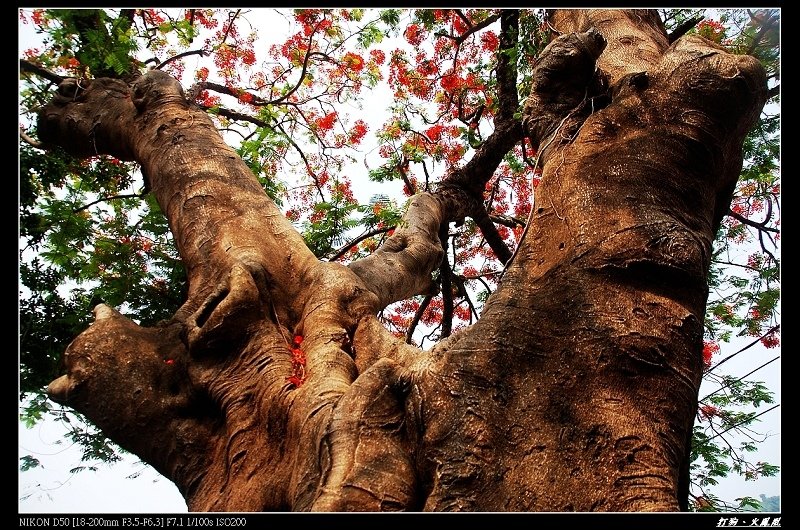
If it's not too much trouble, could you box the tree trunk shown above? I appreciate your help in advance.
[38,9,767,511]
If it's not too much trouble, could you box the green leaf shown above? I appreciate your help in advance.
[20,455,42,472]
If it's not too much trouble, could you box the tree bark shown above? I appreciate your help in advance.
[40,9,767,511]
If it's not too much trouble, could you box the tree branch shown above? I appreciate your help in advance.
[119,8,137,24]
[705,404,780,442]
[473,210,513,264]
[327,226,394,262]
[489,213,526,228]
[73,193,145,213]
[706,324,780,373]
[20,128,43,149]
[219,9,241,46]
[206,105,269,128]
[156,49,208,70]
[273,121,326,199]
[348,193,445,309]
[700,355,780,402]
[445,119,525,199]
[20,59,64,85]
[667,15,704,44]
[453,10,473,30]
[405,295,433,345]
[746,10,779,56]
[727,209,779,233]
[397,157,417,195]
[437,12,502,45]
[496,10,520,121]
[439,225,454,339]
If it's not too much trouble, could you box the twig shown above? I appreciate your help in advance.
[156,49,208,70]
[706,324,780,373]
[705,404,780,441]
[327,226,394,262]
[73,193,145,213]
[727,208,779,233]
[668,15,704,43]
[20,59,64,85]
[405,295,433,345]
[700,355,780,402]
[20,129,43,149]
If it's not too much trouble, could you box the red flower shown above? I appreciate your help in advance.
[426,124,445,142]
[697,19,725,44]
[440,74,460,91]
[287,335,307,387]
[349,120,368,144]
[702,340,719,369]
[404,24,424,46]
[241,49,256,66]
[452,12,469,34]
[481,31,499,52]
[315,112,337,131]
[31,9,47,26]
[699,404,719,419]
[370,49,386,65]
[286,375,304,387]
[343,52,365,72]
[761,332,780,349]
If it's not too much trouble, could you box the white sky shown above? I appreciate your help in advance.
[18,8,780,513]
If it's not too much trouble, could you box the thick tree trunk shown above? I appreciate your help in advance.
[39,9,766,511]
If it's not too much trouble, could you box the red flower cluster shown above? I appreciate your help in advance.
[294,9,322,27]
[761,332,780,349]
[315,112,337,132]
[195,67,209,81]
[697,19,725,44]
[240,49,256,66]
[370,49,386,65]
[746,253,762,268]
[141,9,166,26]
[286,335,306,387]
[416,57,439,77]
[185,9,217,29]
[348,120,368,145]
[405,24,425,46]
[426,124,445,142]
[334,181,355,202]
[197,90,221,108]
[30,9,47,26]
[275,34,309,64]
[699,404,719,419]
[440,74,460,91]
[481,31,500,52]
[702,340,719,369]
[343,52,365,72]
[454,304,472,322]
[451,13,469,35]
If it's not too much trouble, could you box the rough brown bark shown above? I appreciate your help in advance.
[40,9,767,511]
